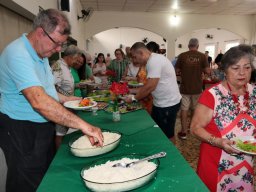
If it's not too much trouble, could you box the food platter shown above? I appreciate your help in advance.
[97,102,108,110]
[128,81,144,87]
[104,102,143,114]
[88,90,111,102]
[89,95,110,103]
[231,136,256,155]
[64,99,97,110]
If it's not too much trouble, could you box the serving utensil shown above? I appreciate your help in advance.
[112,152,166,168]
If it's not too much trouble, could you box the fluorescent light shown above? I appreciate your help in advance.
[172,0,179,10]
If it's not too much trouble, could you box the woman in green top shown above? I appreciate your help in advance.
[71,65,82,97]
[107,48,129,82]
[77,53,95,97]
[78,53,94,81]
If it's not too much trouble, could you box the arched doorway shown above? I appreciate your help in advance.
[175,28,246,60]
[85,27,167,58]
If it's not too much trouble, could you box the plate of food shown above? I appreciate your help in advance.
[231,136,256,155]
[79,79,102,87]
[104,102,143,114]
[89,95,110,103]
[97,102,109,110]
[128,81,143,87]
[64,98,97,110]
[88,90,111,102]
[81,154,160,192]
[79,79,93,86]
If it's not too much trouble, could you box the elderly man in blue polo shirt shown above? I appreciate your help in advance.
[0,9,103,192]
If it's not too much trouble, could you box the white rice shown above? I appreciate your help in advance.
[83,158,157,183]
[71,132,120,149]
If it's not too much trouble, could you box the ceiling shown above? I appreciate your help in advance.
[80,0,256,15]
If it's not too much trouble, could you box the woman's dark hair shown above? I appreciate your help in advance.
[146,41,160,53]
[221,44,254,71]
[114,48,125,58]
[78,53,87,80]
[95,53,106,64]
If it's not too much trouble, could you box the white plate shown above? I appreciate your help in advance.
[128,82,143,87]
[231,136,256,155]
[87,83,102,87]
[79,81,102,87]
[64,100,97,110]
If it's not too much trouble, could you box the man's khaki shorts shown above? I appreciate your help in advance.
[181,94,201,111]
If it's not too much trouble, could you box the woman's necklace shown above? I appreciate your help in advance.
[226,81,249,114]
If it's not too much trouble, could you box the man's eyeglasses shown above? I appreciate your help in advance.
[41,27,66,48]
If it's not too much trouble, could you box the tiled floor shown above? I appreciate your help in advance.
[174,116,199,170]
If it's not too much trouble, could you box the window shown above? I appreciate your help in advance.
[225,41,239,52]
[205,44,215,61]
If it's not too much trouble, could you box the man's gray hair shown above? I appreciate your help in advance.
[33,9,71,35]
[63,45,81,57]
[188,38,199,48]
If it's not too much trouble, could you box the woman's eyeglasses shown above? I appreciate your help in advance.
[41,27,66,48]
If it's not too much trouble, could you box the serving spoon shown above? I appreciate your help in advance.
[112,152,167,168]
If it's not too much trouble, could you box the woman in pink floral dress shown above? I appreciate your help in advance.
[191,45,256,192]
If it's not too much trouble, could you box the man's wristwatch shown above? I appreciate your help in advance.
[131,95,137,102]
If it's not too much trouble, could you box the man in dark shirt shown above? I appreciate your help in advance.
[205,51,212,67]
[176,38,211,139]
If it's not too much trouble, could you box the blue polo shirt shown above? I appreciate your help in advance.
[0,34,59,122]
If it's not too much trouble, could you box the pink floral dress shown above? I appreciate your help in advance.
[197,83,256,192]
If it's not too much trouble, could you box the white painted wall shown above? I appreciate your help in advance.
[11,0,58,15]
[87,27,166,57]
[63,0,86,49]
[175,28,245,58]
[8,0,86,50]
[84,11,254,59]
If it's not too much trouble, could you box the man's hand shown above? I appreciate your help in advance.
[22,86,104,146]
[82,125,104,147]
[124,95,133,103]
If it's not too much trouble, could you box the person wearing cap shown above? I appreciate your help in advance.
[175,38,211,140]
[0,9,103,192]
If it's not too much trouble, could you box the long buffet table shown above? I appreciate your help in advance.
[37,109,209,192]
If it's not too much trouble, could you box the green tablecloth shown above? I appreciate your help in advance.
[37,110,209,192]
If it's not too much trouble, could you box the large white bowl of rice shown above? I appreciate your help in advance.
[69,131,121,157]
[80,154,159,192]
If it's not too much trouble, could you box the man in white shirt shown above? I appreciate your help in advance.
[125,42,181,142]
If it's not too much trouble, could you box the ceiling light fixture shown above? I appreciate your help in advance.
[169,14,180,26]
